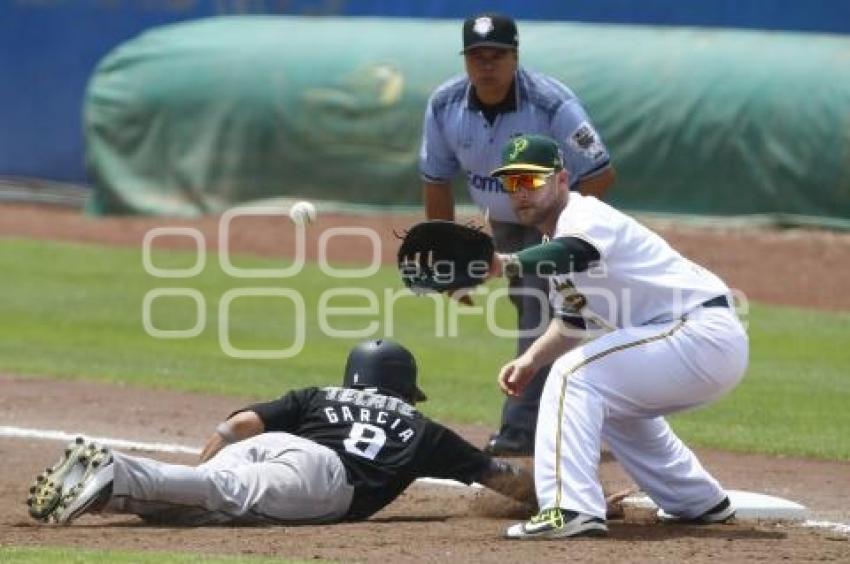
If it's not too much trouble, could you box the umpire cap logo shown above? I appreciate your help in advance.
[473,17,494,37]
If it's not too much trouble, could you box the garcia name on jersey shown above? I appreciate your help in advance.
[321,386,417,445]
[240,386,491,520]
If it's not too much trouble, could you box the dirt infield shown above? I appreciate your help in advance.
[1,202,850,561]
[2,375,850,562]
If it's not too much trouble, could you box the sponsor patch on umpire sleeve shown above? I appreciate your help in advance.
[568,122,606,162]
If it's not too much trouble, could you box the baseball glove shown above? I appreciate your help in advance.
[397,220,495,294]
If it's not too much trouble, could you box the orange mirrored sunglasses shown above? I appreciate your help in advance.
[499,172,554,193]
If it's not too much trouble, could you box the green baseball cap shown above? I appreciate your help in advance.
[491,134,564,176]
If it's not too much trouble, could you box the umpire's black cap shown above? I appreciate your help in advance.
[343,339,428,403]
[461,13,519,54]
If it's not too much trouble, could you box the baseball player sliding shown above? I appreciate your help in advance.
[486,134,749,538]
[26,340,534,526]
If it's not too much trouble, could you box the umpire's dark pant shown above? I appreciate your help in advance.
[490,220,553,440]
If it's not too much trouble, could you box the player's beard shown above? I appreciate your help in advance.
[512,186,566,233]
[514,203,549,227]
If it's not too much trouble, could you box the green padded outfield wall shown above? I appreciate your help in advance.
[85,16,850,224]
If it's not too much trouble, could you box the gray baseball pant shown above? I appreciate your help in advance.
[490,220,553,440]
[106,432,354,525]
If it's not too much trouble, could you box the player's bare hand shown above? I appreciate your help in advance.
[198,434,227,464]
[498,356,537,397]
[605,486,638,519]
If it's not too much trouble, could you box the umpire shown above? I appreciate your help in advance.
[419,13,616,455]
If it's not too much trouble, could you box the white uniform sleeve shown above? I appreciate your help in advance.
[550,99,611,187]
[419,96,460,182]
[554,199,617,259]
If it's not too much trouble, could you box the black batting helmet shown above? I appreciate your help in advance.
[343,339,428,403]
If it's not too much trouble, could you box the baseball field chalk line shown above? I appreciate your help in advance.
[2,425,846,535]
[0,425,479,490]
[803,520,850,536]
[0,425,201,455]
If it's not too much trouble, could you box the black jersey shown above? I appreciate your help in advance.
[241,386,491,520]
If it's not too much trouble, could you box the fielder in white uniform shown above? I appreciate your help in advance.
[485,134,748,539]
[420,13,616,456]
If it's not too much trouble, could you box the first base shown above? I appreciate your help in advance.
[622,489,808,522]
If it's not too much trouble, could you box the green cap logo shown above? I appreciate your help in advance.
[491,134,564,177]
[508,137,529,162]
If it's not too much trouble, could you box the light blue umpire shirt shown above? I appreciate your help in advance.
[420,67,612,224]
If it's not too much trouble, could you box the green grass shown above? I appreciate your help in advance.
[0,238,513,424]
[1,238,849,459]
[0,546,320,563]
[670,303,850,458]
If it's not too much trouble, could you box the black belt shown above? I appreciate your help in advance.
[701,295,730,309]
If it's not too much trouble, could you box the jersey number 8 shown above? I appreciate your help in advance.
[344,423,387,461]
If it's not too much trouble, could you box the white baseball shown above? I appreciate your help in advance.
[289,201,317,225]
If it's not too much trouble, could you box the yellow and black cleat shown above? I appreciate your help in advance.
[26,437,91,522]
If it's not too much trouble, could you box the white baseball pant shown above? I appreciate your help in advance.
[535,306,748,519]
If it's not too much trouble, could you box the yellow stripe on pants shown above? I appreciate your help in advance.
[553,319,687,509]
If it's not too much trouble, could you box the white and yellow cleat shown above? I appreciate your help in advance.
[26,437,114,525]
[505,507,608,540]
